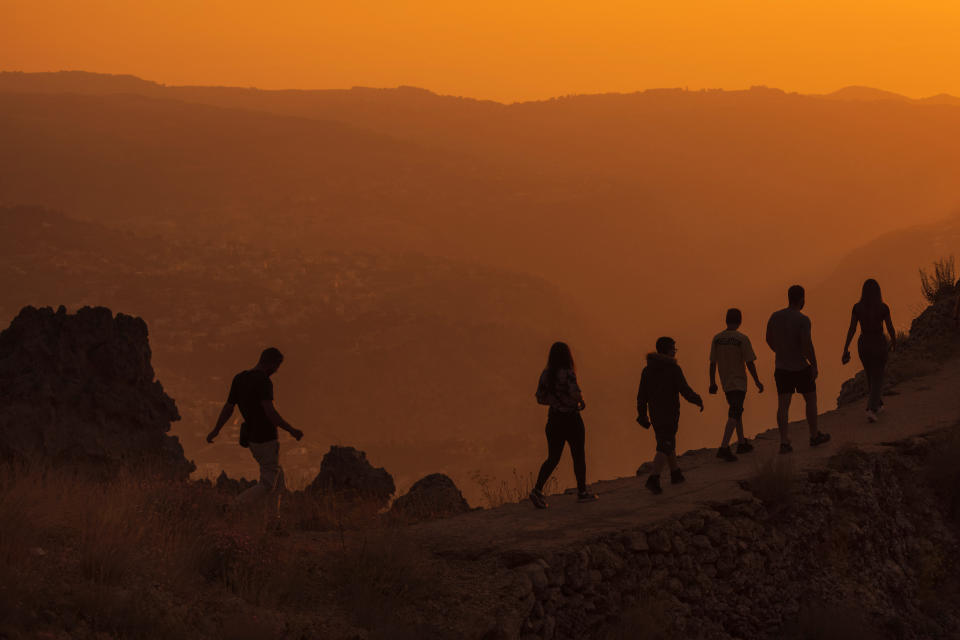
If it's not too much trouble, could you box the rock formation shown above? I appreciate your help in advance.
[307,445,395,508]
[0,305,193,478]
[390,473,471,521]
[214,470,257,494]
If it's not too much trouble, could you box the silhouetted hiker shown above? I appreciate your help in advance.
[206,347,303,521]
[637,337,703,494]
[765,285,830,454]
[842,279,897,422]
[709,308,764,462]
[529,342,599,508]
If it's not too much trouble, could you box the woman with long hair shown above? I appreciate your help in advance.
[842,278,896,422]
[529,341,598,508]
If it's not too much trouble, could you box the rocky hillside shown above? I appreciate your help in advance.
[0,305,193,478]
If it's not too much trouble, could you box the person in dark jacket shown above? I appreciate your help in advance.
[637,337,704,494]
[529,341,599,508]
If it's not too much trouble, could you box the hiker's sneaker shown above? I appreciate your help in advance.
[736,441,754,454]
[779,442,793,455]
[866,409,878,423]
[809,432,831,447]
[645,475,663,495]
[877,404,885,414]
[716,446,738,462]
[577,491,599,503]
[529,488,548,509]
[670,469,686,485]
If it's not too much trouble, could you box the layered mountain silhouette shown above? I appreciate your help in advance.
[2,71,959,497]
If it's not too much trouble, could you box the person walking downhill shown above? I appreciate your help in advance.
[765,285,831,454]
[709,308,764,462]
[637,337,704,495]
[842,279,897,422]
[206,347,303,523]
[529,342,599,508]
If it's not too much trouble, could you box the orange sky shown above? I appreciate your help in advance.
[3,0,959,102]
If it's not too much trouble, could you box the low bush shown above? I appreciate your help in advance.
[919,256,957,303]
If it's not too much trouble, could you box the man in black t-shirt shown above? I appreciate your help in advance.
[206,347,303,518]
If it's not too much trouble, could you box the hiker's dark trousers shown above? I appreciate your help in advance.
[536,409,586,493]
[858,334,888,413]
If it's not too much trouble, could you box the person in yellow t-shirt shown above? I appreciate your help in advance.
[709,308,764,462]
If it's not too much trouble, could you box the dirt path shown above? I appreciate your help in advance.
[410,357,960,561]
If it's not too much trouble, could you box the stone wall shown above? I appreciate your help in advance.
[502,434,960,640]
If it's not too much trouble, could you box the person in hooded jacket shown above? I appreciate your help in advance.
[637,336,704,494]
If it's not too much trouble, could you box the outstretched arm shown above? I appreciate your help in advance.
[884,309,897,351]
[677,369,704,412]
[206,403,235,443]
[803,321,818,379]
[262,400,303,440]
[746,361,764,392]
[636,375,650,427]
[842,309,857,361]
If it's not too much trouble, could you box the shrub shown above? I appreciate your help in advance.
[919,256,957,303]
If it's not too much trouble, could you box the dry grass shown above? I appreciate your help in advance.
[919,256,957,304]
[744,454,795,509]
[0,461,453,639]
[470,468,559,509]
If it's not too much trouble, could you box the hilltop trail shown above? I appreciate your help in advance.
[409,357,960,558]
[289,357,960,639]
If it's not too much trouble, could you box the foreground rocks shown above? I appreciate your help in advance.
[0,305,193,478]
[497,433,960,639]
[391,473,471,521]
[307,445,395,508]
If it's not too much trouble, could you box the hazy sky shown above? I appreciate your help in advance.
[3,0,959,102]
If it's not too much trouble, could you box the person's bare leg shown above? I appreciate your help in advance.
[667,453,679,472]
[720,417,737,448]
[652,451,667,476]
[735,419,746,444]
[803,391,819,437]
[777,393,792,445]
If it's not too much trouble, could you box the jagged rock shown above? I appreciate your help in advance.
[307,445,394,507]
[0,305,193,478]
[215,470,257,494]
[390,473,470,521]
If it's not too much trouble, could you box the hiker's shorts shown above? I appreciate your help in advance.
[652,420,679,455]
[249,439,285,492]
[774,367,816,395]
[725,390,746,420]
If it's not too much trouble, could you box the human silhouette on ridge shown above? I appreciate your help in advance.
[529,341,599,508]
[765,285,830,453]
[842,279,896,422]
[206,347,303,522]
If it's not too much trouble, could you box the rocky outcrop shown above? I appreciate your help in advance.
[214,470,257,494]
[307,445,395,508]
[838,295,959,407]
[0,305,193,478]
[501,432,960,639]
[390,473,471,521]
